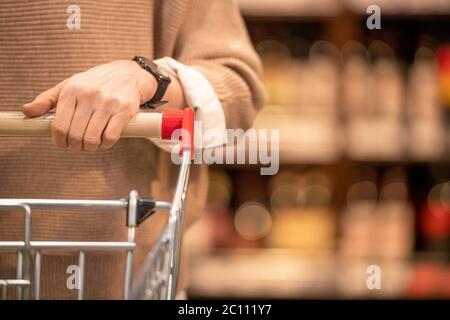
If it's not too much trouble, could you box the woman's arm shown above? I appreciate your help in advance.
[22,0,266,152]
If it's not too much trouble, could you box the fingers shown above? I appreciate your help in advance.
[51,87,77,148]
[34,61,143,152]
[22,81,66,117]
[51,87,134,152]
[83,108,112,151]
[100,112,133,150]
[67,99,94,152]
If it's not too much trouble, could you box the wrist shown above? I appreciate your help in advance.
[136,66,158,104]
[132,56,172,109]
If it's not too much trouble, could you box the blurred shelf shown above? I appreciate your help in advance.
[188,248,417,299]
[343,0,450,16]
[188,248,337,299]
[252,105,341,164]
[212,105,450,167]
[212,153,450,168]
[238,0,450,18]
[213,156,450,169]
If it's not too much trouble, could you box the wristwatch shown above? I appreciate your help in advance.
[132,55,171,109]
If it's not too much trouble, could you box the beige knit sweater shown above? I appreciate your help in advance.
[0,0,265,299]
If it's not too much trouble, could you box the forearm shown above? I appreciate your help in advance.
[175,0,266,130]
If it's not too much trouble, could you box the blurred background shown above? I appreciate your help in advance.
[185,0,450,299]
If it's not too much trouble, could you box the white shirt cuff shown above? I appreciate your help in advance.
[149,57,227,153]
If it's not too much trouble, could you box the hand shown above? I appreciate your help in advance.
[22,60,157,152]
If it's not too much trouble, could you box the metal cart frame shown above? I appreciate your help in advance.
[0,108,195,300]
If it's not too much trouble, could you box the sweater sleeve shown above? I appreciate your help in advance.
[174,0,267,131]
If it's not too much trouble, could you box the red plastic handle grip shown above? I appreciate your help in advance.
[161,110,183,140]
[161,108,194,158]
[181,108,195,158]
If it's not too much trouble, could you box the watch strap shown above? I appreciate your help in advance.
[133,56,171,109]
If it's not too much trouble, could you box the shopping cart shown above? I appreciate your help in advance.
[0,108,195,300]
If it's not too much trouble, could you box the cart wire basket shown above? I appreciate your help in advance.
[0,108,195,300]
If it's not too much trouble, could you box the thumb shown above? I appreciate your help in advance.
[22,81,66,117]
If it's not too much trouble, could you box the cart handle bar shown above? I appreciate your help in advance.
[0,108,195,155]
